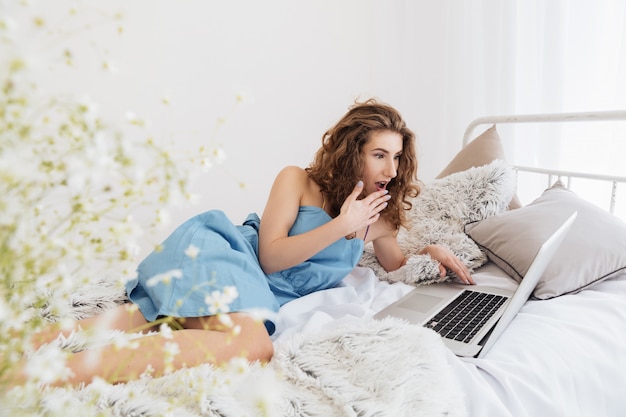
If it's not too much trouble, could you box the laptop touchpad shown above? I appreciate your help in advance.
[397,293,443,313]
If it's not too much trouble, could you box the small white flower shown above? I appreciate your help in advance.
[217,313,233,328]
[101,59,120,73]
[226,357,250,374]
[163,341,180,356]
[244,308,275,324]
[155,208,171,227]
[146,269,183,287]
[140,364,155,378]
[184,244,200,259]
[112,333,140,350]
[204,289,234,315]
[25,345,72,385]
[212,147,227,164]
[87,377,111,396]
[159,323,173,339]
[200,157,213,171]
[222,286,238,303]
[232,84,255,105]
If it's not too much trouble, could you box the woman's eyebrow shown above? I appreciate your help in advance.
[369,148,403,155]
[370,148,391,153]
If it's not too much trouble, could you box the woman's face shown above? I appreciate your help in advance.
[360,130,403,195]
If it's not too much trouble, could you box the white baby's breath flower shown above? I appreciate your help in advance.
[226,357,250,375]
[163,341,179,356]
[212,147,227,164]
[155,208,171,227]
[0,300,9,322]
[184,244,200,259]
[86,377,111,397]
[217,313,233,328]
[232,84,255,105]
[101,59,119,73]
[159,323,173,339]
[163,341,180,375]
[125,111,149,127]
[244,308,274,324]
[146,269,183,287]
[25,345,72,385]
[112,332,140,350]
[204,289,237,315]
[200,157,213,171]
[0,16,18,37]
[222,286,238,304]
[140,364,155,379]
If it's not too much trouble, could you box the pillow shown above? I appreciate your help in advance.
[436,125,522,209]
[358,159,517,286]
[465,181,626,299]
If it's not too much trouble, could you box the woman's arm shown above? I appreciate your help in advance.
[258,166,389,274]
[371,224,474,284]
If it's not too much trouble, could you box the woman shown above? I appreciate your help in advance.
[17,98,472,386]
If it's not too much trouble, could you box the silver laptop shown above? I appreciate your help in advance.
[374,211,577,358]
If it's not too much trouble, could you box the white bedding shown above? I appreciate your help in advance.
[272,264,626,416]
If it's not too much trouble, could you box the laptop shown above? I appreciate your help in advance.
[374,211,577,358]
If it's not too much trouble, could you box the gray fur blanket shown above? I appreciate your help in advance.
[11,314,465,417]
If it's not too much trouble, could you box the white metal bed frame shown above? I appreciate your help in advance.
[462,110,626,214]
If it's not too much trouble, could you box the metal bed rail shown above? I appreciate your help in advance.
[462,110,626,214]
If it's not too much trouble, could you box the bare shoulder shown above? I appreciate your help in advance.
[275,165,309,183]
[273,165,322,207]
[267,166,308,201]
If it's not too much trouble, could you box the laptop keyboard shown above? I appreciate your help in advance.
[425,290,507,343]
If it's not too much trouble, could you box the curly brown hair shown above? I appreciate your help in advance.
[306,98,420,231]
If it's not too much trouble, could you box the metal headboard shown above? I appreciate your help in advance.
[462,110,626,214]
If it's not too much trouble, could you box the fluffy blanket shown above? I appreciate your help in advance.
[14,280,466,417]
[359,160,516,285]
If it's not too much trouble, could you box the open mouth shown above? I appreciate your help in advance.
[375,181,388,191]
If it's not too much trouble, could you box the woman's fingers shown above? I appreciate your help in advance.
[421,244,475,285]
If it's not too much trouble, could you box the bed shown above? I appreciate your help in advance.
[15,111,626,417]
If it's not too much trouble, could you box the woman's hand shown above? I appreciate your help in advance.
[338,181,391,234]
[418,244,475,285]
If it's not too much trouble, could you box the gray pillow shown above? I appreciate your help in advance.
[465,181,626,299]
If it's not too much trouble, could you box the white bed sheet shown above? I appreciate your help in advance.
[271,263,626,416]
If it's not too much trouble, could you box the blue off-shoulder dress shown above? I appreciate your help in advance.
[125,206,364,335]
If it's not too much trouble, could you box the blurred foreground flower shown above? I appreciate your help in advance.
[0,1,234,393]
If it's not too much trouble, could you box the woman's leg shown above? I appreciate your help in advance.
[16,311,272,387]
[28,303,155,349]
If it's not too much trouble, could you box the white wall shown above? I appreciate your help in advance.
[5,1,463,248]
[6,0,625,254]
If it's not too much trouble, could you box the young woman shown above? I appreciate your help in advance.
[16,99,472,386]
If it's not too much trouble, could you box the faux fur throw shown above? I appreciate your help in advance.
[24,313,465,417]
[359,159,516,286]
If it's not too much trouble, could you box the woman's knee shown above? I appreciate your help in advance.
[181,312,274,363]
[233,314,274,363]
[249,330,274,362]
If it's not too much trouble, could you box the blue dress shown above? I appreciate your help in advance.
[125,207,364,334]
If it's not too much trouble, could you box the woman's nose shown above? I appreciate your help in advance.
[385,159,397,178]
